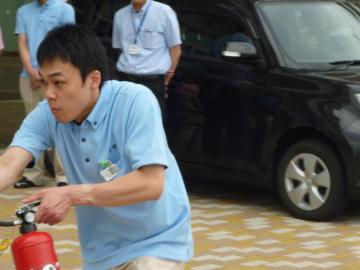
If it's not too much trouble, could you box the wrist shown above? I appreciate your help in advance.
[167,69,175,74]
[28,69,38,79]
[166,70,175,79]
[66,184,95,206]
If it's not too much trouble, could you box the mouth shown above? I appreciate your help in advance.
[51,108,61,114]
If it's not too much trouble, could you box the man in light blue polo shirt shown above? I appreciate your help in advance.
[113,0,182,116]
[0,25,192,270]
[14,0,75,188]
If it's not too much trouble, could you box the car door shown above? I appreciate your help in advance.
[167,1,279,176]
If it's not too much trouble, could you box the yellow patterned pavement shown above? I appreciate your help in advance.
[1,180,360,270]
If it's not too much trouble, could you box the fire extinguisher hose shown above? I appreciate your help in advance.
[0,221,15,227]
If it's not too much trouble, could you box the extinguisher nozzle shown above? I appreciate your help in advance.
[0,221,16,227]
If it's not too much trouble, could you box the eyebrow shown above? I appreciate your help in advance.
[39,71,65,78]
[48,72,65,78]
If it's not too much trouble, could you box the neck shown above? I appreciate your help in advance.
[133,1,147,11]
[74,88,100,124]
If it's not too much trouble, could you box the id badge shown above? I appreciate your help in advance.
[99,160,121,181]
[129,44,141,55]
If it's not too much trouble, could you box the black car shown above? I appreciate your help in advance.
[74,0,360,221]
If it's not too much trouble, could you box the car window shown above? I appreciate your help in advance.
[178,11,251,59]
[259,1,360,69]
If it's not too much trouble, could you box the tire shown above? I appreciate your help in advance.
[277,139,348,221]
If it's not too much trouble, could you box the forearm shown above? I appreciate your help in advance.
[169,45,182,72]
[0,159,18,191]
[19,45,34,75]
[18,38,35,75]
[68,169,164,207]
[22,167,164,225]
[0,148,32,191]
[164,46,181,86]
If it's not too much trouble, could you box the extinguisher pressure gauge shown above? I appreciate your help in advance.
[24,212,36,224]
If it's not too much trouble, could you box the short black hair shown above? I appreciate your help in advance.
[37,24,109,88]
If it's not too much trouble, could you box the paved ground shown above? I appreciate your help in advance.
[1,178,360,270]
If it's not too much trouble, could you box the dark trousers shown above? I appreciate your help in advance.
[117,71,166,120]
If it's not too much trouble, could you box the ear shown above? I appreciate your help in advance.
[89,70,102,89]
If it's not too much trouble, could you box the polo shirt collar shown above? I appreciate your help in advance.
[131,0,151,14]
[85,82,111,129]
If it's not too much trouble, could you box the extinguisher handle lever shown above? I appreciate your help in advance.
[16,200,42,218]
[24,200,42,210]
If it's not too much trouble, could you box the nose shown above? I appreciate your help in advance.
[44,84,56,101]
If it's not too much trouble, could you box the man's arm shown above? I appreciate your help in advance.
[17,34,41,89]
[165,45,182,86]
[164,7,182,87]
[0,147,34,191]
[0,27,3,56]
[112,12,122,50]
[81,165,164,207]
[23,165,164,225]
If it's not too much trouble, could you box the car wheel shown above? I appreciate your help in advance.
[277,139,348,221]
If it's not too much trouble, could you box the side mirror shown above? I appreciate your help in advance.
[222,42,258,60]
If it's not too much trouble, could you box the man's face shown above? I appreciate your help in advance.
[38,0,47,5]
[39,59,100,124]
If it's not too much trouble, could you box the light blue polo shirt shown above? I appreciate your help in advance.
[10,80,193,270]
[15,0,75,79]
[112,0,182,75]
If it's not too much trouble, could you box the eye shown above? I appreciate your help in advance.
[54,81,65,86]
[40,79,49,87]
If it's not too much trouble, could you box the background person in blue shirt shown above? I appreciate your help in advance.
[14,0,75,188]
[0,24,193,270]
[113,0,182,117]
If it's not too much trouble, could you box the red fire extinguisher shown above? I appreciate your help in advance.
[0,201,60,270]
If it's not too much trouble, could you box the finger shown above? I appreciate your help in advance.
[39,213,54,225]
[37,213,52,224]
[48,215,64,226]
[35,208,46,224]
[36,205,52,224]
[22,192,43,204]
[33,81,40,87]
[39,210,63,225]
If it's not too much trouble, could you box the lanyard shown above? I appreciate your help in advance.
[132,0,153,44]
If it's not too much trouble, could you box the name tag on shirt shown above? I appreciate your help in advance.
[129,44,141,55]
[99,160,121,181]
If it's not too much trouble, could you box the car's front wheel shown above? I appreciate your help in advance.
[277,139,348,221]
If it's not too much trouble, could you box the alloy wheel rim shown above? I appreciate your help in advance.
[284,153,331,211]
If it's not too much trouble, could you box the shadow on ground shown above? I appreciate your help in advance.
[184,175,360,222]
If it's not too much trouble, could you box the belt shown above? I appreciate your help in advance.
[117,71,164,81]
